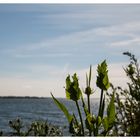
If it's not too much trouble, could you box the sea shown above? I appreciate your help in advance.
[0,97,100,136]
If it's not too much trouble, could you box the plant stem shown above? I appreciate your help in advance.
[87,94,92,136]
[87,95,91,114]
[75,100,84,136]
[94,127,98,136]
[98,89,104,117]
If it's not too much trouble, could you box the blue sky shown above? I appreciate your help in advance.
[0,4,140,97]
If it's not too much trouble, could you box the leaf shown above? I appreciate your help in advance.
[69,118,75,134]
[81,94,89,116]
[103,74,110,90]
[66,75,71,90]
[85,114,96,131]
[86,73,88,87]
[89,65,92,87]
[51,93,73,124]
[96,60,110,90]
[69,113,79,134]
[97,116,102,126]
[103,117,108,131]
[73,113,79,126]
[107,93,115,127]
[65,73,82,101]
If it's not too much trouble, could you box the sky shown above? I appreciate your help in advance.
[0,4,140,98]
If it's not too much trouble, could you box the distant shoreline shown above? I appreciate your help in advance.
[0,96,100,100]
[0,96,49,99]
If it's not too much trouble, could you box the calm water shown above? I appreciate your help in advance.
[0,97,99,135]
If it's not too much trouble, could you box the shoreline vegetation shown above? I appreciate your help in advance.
[0,118,63,136]
[0,52,140,136]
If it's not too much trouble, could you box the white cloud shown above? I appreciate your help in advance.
[110,38,140,48]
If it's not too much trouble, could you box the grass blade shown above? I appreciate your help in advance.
[51,93,73,124]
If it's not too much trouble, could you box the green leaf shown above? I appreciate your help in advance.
[73,113,79,126]
[103,117,108,131]
[69,113,80,134]
[103,74,110,90]
[65,73,82,101]
[85,114,96,131]
[86,73,88,87]
[107,93,115,127]
[97,116,102,126]
[81,94,89,116]
[89,65,92,86]
[69,118,75,134]
[51,93,73,124]
[96,60,110,90]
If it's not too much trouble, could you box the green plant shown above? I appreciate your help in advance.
[9,118,24,136]
[8,118,62,136]
[65,73,84,135]
[95,60,112,136]
[26,121,62,136]
[107,52,140,136]
[51,73,84,136]
[85,65,93,114]
[84,65,93,136]
[51,60,116,136]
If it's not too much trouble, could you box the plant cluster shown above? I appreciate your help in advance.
[52,60,116,136]
[0,118,62,136]
[107,52,140,136]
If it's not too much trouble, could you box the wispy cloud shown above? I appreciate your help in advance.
[2,5,140,61]
[110,38,140,48]
[7,21,140,59]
